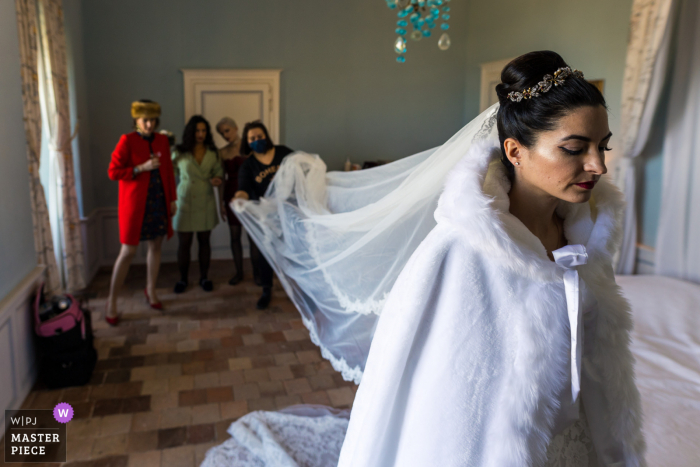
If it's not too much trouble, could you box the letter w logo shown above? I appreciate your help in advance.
[58,409,69,418]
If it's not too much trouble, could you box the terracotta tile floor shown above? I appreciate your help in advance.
[1,260,358,467]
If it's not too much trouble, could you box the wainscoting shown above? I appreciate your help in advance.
[0,266,44,439]
[80,208,247,284]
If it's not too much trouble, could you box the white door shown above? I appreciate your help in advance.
[196,84,270,149]
[167,69,281,262]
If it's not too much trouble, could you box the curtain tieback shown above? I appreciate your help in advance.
[553,244,589,404]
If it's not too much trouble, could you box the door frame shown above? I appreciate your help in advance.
[181,69,282,142]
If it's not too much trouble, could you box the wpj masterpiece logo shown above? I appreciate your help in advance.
[4,405,71,463]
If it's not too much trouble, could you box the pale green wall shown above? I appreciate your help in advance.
[640,152,663,246]
[79,0,470,209]
[638,77,671,248]
[0,1,38,300]
[76,0,650,240]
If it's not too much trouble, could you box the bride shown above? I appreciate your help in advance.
[203,51,645,467]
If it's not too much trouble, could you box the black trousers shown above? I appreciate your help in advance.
[257,248,273,288]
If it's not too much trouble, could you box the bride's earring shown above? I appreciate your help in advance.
[514,161,520,166]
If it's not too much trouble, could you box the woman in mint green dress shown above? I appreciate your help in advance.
[172,115,224,293]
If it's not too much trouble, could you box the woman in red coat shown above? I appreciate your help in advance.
[105,100,177,325]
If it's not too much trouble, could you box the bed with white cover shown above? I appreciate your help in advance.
[617,275,700,466]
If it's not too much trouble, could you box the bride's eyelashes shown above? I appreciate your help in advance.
[559,146,583,156]
[558,146,613,156]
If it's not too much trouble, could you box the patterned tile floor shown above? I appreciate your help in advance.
[1,260,358,467]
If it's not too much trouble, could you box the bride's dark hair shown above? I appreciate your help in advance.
[495,51,606,177]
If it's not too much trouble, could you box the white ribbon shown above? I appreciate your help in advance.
[552,244,589,404]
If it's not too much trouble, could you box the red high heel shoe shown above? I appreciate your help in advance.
[144,288,163,310]
[105,314,120,326]
[105,304,120,326]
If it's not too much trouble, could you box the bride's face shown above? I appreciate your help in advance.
[507,105,611,204]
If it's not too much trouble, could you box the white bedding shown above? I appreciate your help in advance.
[617,275,700,466]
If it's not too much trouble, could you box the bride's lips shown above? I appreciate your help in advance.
[575,181,596,190]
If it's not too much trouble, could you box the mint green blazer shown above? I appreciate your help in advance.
[171,149,224,232]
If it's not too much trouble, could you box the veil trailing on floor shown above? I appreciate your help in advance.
[232,104,500,383]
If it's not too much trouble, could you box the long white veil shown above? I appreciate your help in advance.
[232,104,500,383]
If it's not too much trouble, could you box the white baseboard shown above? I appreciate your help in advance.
[0,266,44,439]
[80,207,248,282]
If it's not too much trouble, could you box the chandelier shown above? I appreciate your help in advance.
[386,0,452,62]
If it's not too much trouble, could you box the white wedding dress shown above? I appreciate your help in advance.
[201,104,644,466]
[200,406,349,467]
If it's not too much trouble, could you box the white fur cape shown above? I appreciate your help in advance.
[337,142,646,467]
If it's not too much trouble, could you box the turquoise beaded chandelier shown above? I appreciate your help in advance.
[386,0,452,62]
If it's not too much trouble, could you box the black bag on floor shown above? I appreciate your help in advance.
[39,336,97,389]
[34,283,97,389]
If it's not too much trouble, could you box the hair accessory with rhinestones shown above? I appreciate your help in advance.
[506,67,584,102]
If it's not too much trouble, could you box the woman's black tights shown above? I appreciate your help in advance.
[177,231,212,282]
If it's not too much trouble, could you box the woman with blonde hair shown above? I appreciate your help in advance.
[217,117,260,285]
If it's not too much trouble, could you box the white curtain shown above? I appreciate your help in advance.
[616,0,676,274]
[15,0,61,295]
[654,0,700,282]
[36,0,85,291]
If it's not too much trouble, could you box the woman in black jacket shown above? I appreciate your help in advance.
[234,121,293,309]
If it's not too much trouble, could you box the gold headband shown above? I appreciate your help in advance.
[507,67,584,102]
[131,101,161,119]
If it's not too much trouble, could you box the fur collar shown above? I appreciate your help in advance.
[434,141,625,280]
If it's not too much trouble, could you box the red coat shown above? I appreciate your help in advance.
[108,132,177,245]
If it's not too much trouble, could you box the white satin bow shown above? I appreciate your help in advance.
[552,244,589,404]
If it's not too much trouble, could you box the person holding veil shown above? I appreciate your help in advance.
[204,51,645,467]
[233,121,293,309]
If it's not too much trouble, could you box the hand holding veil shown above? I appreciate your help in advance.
[232,104,500,383]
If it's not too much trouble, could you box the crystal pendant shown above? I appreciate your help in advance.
[410,30,423,41]
[438,32,451,50]
[394,36,407,54]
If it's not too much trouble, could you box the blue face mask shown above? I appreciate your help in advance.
[249,139,268,154]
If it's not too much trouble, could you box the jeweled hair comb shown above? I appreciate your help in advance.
[507,66,584,102]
